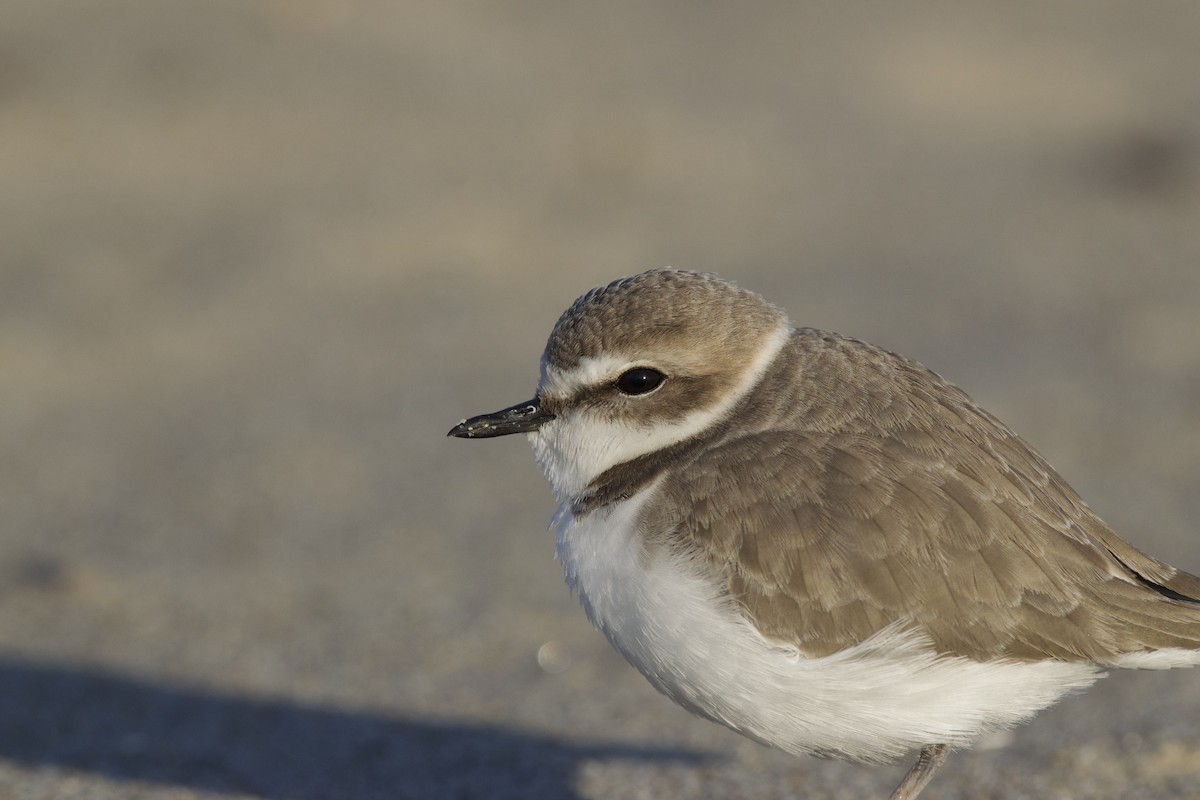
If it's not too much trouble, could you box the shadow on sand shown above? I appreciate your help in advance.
[0,657,707,799]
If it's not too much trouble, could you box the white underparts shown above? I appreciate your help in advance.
[1112,648,1200,669]
[554,484,1106,763]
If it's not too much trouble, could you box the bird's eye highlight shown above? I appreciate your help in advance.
[615,367,666,396]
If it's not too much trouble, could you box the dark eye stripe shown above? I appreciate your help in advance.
[616,367,666,396]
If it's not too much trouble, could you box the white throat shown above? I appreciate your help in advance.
[528,323,790,501]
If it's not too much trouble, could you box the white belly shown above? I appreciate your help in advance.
[554,484,1102,763]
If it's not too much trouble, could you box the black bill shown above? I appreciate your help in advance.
[447,397,555,438]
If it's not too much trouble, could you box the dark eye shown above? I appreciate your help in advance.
[615,367,666,396]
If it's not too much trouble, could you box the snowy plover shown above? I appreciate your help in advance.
[449,268,1200,799]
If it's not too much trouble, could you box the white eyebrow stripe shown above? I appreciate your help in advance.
[530,321,792,500]
[540,354,642,398]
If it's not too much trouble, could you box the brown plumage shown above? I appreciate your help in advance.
[583,327,1200,663]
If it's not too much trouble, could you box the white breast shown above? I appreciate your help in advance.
[554,484,1103,763]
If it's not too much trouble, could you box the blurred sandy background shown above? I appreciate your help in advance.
[1,2,1199,798]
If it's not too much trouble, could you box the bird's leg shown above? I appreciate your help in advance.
[888,744,950,800]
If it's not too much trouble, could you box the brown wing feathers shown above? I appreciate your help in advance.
[654,330,1200,665]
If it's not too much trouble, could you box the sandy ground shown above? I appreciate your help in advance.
[2,1,1200,798]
